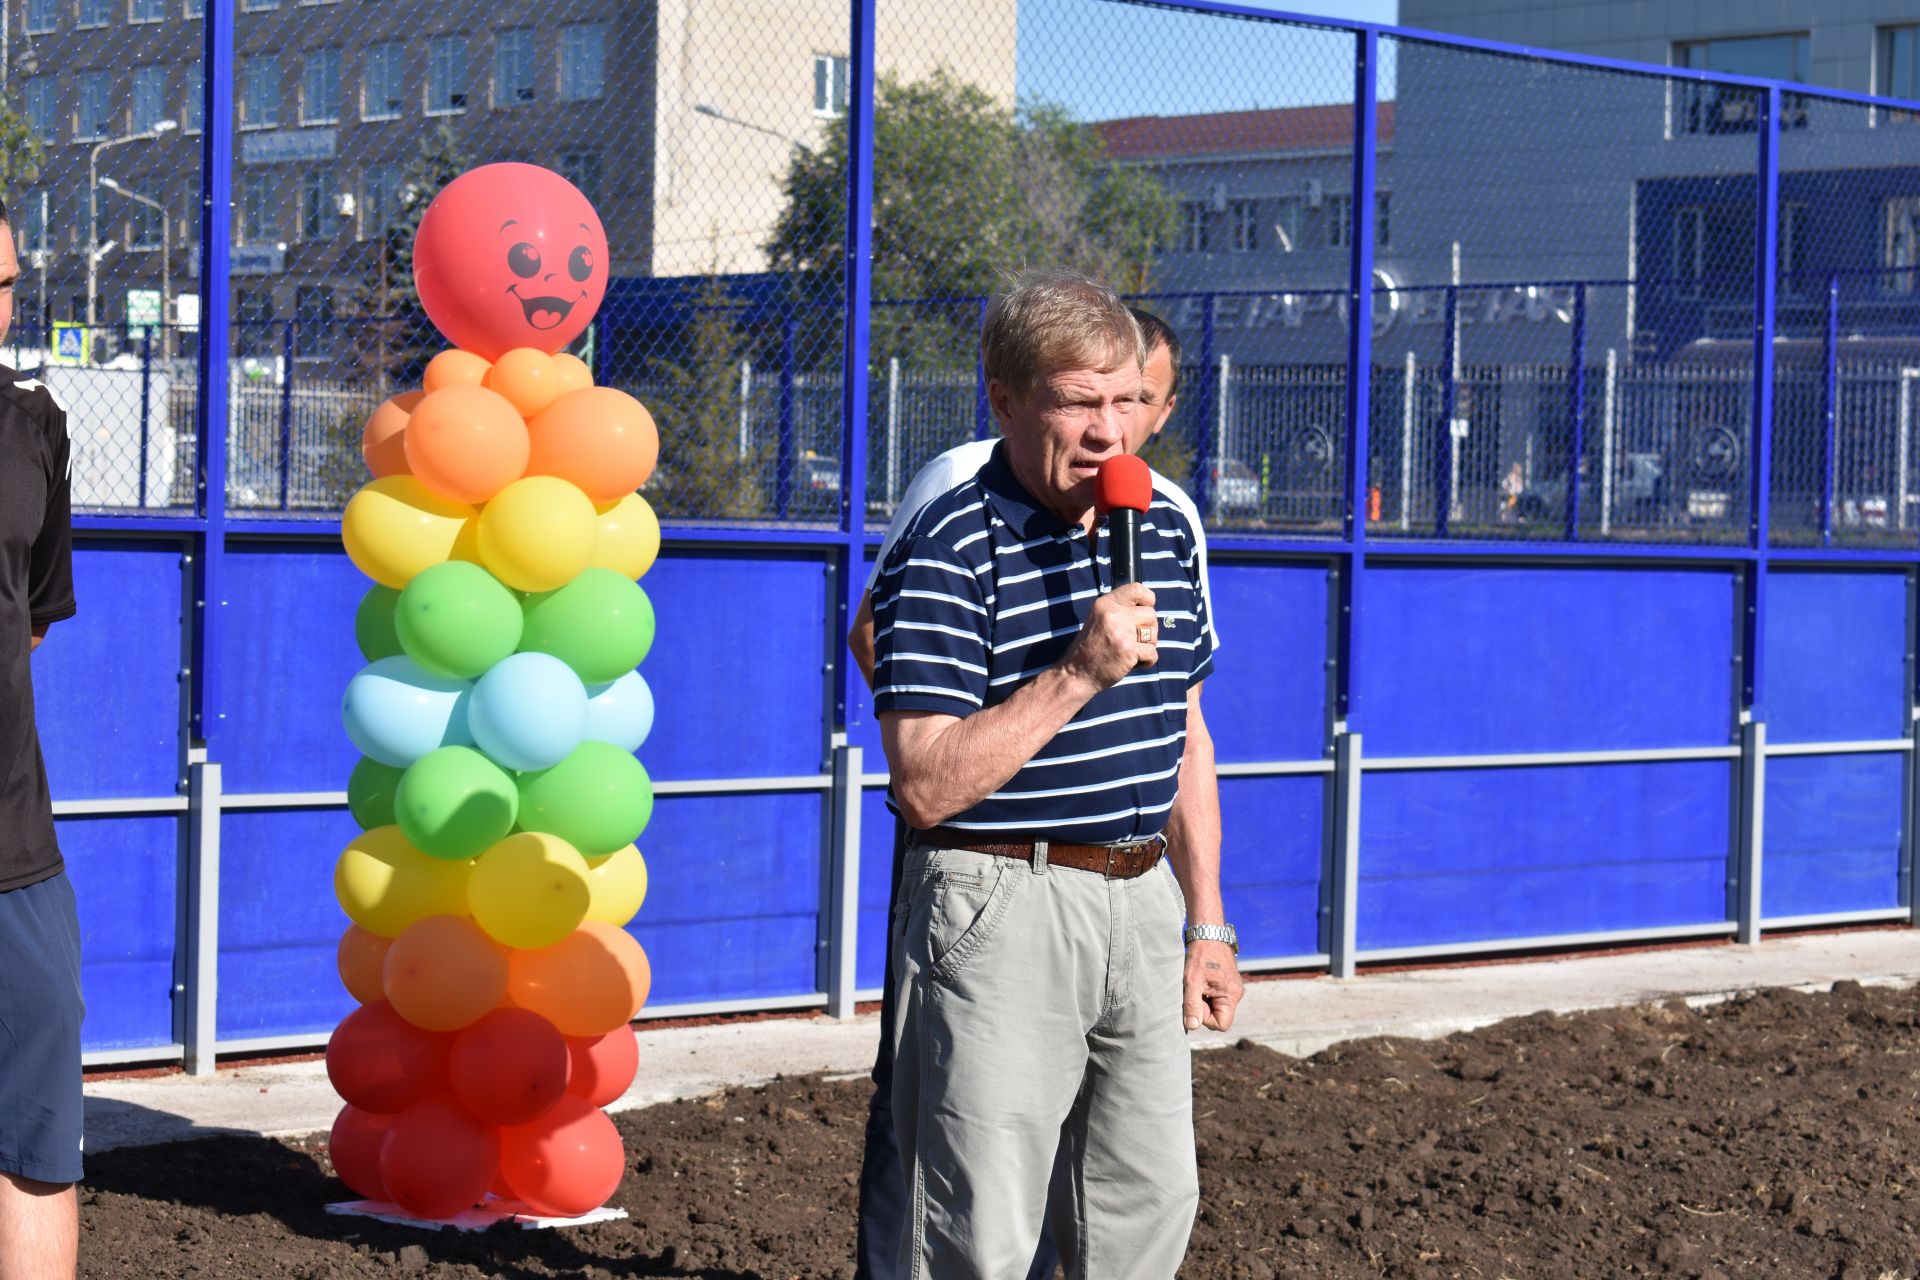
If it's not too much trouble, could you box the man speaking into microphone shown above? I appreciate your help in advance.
[871,269,1242,1279]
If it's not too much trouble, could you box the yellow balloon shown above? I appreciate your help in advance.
[342,475,477,589]
[333,826,472,938]
[476,476,597,593]
[469,831,592,949]
[590,493,661,582]
[582,845,648,927]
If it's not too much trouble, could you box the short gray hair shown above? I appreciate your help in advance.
[981,269,1143,401]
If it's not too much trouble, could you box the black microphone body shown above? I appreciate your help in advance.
[1105,508,1141,589]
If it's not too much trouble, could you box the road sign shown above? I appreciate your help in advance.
[51,323,89,366]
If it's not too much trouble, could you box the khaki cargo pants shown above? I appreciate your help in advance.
[890,841,1199,1280]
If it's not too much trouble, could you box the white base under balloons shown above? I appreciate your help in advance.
[326,1197,629,1232]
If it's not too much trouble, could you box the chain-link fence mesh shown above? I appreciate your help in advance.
[12,0,1920,544]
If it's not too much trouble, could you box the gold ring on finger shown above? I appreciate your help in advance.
[1137,624,1155,644]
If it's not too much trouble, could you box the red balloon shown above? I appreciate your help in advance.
[565,1027,638,1108]
[449,1008,572,1126]
[326,1000,451,1114]
[413,163,608,361]
[328,1104,393,1202]
[500,1095,625,1219]
[378,1096,501,1221]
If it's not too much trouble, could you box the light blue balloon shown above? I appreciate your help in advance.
[468,652,588,772]
[583,671,655,754]
[341,656,473,768]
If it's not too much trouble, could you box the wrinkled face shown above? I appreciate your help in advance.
[413,163,609,360]
[991,362,1144,528]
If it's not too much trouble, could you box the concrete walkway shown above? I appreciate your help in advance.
[84,929,1920,1155]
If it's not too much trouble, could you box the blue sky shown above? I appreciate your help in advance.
[1016,0,1401,122]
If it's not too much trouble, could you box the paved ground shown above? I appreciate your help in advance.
[84,929,1920,1155]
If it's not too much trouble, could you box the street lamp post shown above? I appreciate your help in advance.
[89,118,178,339]
[98,177,170,360]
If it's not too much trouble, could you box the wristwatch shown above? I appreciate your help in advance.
[1183,923,1238,954]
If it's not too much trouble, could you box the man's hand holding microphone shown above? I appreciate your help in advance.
[1062,455,1158,694]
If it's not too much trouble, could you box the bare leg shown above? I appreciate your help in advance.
[0,1172,77,1280]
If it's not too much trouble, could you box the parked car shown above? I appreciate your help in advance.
[1207,458,1263,515]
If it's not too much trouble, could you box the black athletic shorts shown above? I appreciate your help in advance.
[0,871,84,1184]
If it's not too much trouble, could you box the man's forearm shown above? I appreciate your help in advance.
[883,663,1100,831]
[1164,692,1223,925]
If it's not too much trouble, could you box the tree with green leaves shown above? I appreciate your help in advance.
[767,69,1178,368]
[646,274,770,521]
[0,92,44,194]
[350,123,469,389]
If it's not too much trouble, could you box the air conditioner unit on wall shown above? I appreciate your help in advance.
[1208,183,1228,213]
[1303,179,1324,209]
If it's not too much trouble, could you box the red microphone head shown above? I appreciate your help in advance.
[1095,455,1153,515]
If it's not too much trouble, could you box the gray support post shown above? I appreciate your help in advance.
[825,743,863,1019]
[183,760,222,1075]
[1328,731,1362,978]
[1735,721,1765,945]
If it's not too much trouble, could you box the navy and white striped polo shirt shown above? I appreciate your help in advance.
[871,441,1214,844]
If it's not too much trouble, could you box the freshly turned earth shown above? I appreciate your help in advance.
[78,980,1920,1278]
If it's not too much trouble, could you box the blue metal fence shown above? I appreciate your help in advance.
[26,0,1920,1066]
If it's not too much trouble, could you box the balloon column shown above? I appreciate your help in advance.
[328,163,662,1223]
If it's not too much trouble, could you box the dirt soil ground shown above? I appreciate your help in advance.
[77,980,1920,1279]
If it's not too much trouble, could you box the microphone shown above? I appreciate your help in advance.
[1095,455,1153,588]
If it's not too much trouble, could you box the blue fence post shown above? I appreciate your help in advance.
[776,309,796,520]
[1194,294,1216,518]
[277,321,295,511]
[137,325,153,509]
[1819,271,1839,547]
[1564,283,1588,541]
[973,295,991,441]
[1436,285,1458,538]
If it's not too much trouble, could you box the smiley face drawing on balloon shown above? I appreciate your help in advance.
[413,163,609,362]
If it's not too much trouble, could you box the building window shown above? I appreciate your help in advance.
[130,0,165,21]
[24,78,58,144]
[240,171,277,244]
[132,65,167,132]
[557,151,602,205]
[1228,199,1258,253]
[1886,196,1920,296]
[293,286,334,357]
[301,168,334,239]
[1328,194,1352,248]
[78,0,111,28]
[1181,201,1209,253]
[494,29,535,107]
[240,0,279,10]
[24,0,57,35]
[242,56,281,130]
[15,200,48,265]
[1881,25,1918,122]
[427,36,468,115]
[236,289,274,357]
[302,48,341,125]
[1271,198,1301,253]
[1375,192,1391,248]
[361,163,402,239]
[813,53,848,117]
[128,198,164,251]
[185,59,204,133]
[559,24,605,102]
[1676,35,1810,134]
[76,72,112,142]
[363,42,404,121]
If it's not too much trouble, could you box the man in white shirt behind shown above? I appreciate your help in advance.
[847,307,1222,1280]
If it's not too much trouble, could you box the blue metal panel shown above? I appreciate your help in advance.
[1205,561,1329,763]
[216,806,359,1039]
[61,815,177,1052]
[1762,753,1905,918]
[631,791,825,1005]
[1219,776,1324,960]
[34,541,183,800]
[1763,570,1909,744]
[1359,762,1733,950]
[218,540,364,795]
[855,789,897,990]
[1359,564,1737,757]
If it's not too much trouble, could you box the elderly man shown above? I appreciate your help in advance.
[871,270,1242,1278]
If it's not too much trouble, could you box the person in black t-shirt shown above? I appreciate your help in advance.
[0,195,84,1279]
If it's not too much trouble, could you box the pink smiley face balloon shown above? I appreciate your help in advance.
[413,163,609,361]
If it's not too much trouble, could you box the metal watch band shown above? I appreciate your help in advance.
[1183,923,1238,954]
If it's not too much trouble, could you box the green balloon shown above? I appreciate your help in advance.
[519,569,656,685]
[347,756,405,830]
[516,742,652,858]
[354,586,404,662]
[395,561,525,680]
[395,746,520,860]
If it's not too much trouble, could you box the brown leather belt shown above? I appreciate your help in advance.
[915,827,1167,880]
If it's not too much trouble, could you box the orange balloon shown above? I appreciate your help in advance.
[484,348,563,419]
[507,921,651,1037]
[552,353,593,396]
[362,391,424,479]
[526,388,659,503]
[403,385,531,505]
[337,924,393,1005]
[423,348,492,393]
[499,1095,625,1218]
[384,914,510,1033]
